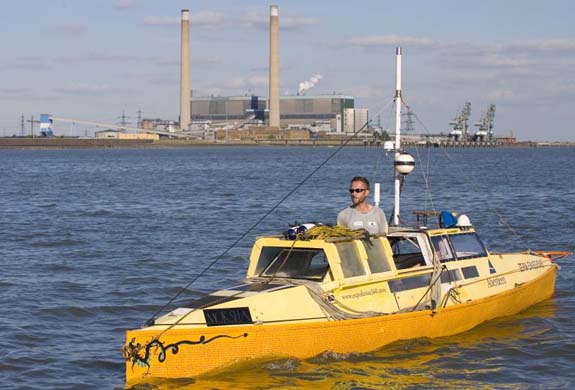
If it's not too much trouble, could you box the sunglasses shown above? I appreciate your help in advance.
[349,188,367,193]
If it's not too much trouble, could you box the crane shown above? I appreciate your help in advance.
[473,104,496,142]
[448,102,471,141]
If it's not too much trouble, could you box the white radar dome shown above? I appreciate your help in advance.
[456,214,472,227]
[394,152,415,175]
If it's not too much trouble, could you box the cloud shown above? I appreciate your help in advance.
[189,11,226,27]
[249,65,269,72]
[241,10,319,30]
[222,74,268,89]
[505,39,575,53]
[147,76,177,86]
[144,11,226,28]
[153,57,221,68]
[249,64,294,73]
[341,37,575,73]
[54,24,87,35]
[247,75,269,87]
[443,39,575,70]
[336,37,575,115]
[351,87,387,100]
[469,53,540,68]
[115,0,137,10]
[343,34,437,49]
[486,89,520,102]
[144,10,318,31]
[55,53,140,64]
[191,75,269,97]
[143,16,178,26]
[55,83,130,95]
[434,39,575,105]
[0,88,30,96]
[1,57,51,71]
[223,78,246,89]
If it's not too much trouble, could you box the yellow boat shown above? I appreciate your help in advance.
[123,223,566,384]
[122,47,569,385]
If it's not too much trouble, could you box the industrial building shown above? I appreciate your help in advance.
[191,96,266,124]
[343,108,369,133]
[191,94,361,132]
[95,130,159,140]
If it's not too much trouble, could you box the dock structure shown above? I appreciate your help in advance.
[0,136,555,149]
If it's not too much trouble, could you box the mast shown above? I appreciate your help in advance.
[393,47,402,226]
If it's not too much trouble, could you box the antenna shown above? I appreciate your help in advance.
[393,47,402,226]
[26,115,40,138]
[392,47,415,226]
[137,108,143,128]
[117,111,130,130]
[402,106,416,132]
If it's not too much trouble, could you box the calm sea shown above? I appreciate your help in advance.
[1,147,573,389]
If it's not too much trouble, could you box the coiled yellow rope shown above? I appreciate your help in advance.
[301,225,371,241]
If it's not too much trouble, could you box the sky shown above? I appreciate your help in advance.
[1,0,574,141]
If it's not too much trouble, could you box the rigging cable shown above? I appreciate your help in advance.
[144,118,377,326]
[410,110,531,250]
[385,98,437,225]
[402,103,437,213]
[371,99,395,187]
[495,209,531,251]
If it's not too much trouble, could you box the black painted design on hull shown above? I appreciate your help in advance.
[126,333,249,369]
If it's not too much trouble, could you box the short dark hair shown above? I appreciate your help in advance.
[351,176,369,188]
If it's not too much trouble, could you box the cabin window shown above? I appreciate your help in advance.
[440,269,462,283]
[431,235,455,262]
[335,242,366,278]
[461,265,480,279]
[389,236,427,270]
[258,247,329,281]
[388,273,432,293]
[361,239,392,274]
[449,233,487,260]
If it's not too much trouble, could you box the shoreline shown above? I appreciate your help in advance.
[0,137,573,150]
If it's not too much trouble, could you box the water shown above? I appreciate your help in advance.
[1,147,573,389]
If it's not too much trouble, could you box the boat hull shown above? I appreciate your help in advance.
[125,265,556,384]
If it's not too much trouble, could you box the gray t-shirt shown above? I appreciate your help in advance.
[337,206,388,235]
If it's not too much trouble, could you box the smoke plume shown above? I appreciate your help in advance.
[298,74,323,95]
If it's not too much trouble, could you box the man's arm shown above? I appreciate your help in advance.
[337,208,348,227]
[378,208,388,234]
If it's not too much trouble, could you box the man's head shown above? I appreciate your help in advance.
[349,176,370,206]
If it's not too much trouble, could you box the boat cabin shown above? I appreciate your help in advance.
[246,226,489,285]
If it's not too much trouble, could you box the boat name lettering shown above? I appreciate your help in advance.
[518,259,544,272]
[341,288,387,300]
[204,307,253,327]
[487,276,507,288]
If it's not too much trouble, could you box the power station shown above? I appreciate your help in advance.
[180,5,368,136]
[31,5,506,145]
[38,5,370,139]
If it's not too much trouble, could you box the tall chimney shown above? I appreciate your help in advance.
[268,5,280,128]
[180,9,191,131]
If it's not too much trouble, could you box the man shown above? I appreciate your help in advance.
[337,176,388,235]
